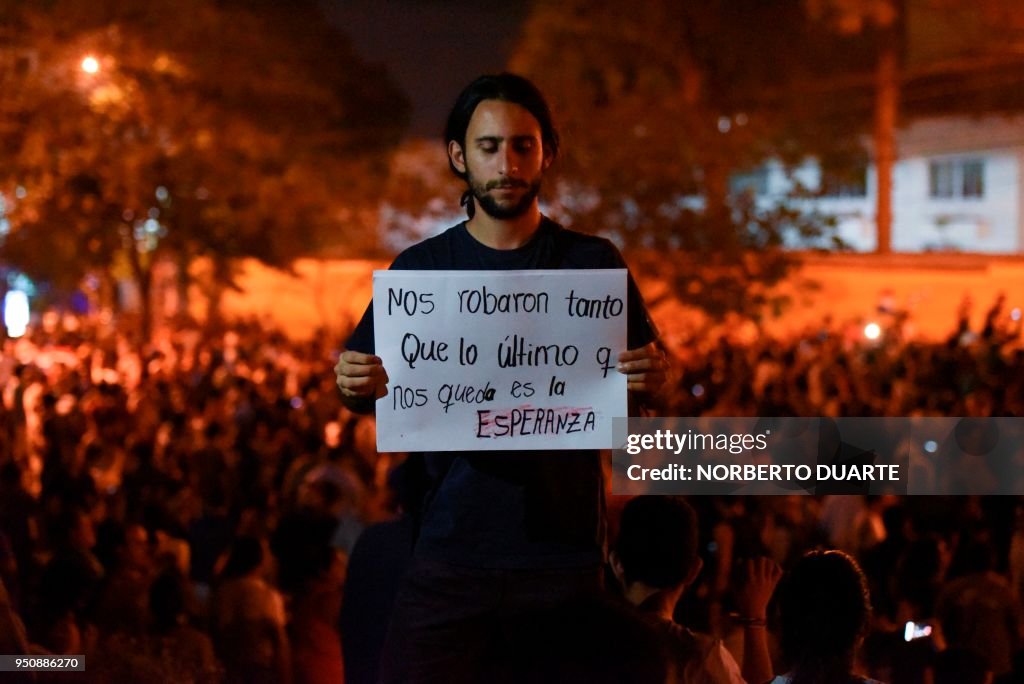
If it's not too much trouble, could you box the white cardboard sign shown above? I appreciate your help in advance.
[372,269,627,452]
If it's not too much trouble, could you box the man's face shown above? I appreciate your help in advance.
[449,99,550,220]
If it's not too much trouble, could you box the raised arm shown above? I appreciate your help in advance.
[734,557,783,684]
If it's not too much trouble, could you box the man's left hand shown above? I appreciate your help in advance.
[617,342,668,395]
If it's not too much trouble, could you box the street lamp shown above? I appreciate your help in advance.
[80,55,99,74]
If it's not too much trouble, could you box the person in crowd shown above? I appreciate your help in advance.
[0,577,33,683]
[37,504,103,653]
[773,550,880,684]
[936,536,1022,679]
[273,511,346,684]
[477,593,671,684]
[929,647,992,684]
[340,458,426,684]
[148,567,221,683]
[611,495,779,684]
[211,536,290,684]
[94,522,154,634]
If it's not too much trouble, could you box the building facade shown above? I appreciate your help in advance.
[753,115,1024,254]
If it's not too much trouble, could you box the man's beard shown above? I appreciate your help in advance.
[467,171,542,220]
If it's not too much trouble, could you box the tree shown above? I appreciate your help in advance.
[806,0,1024,254]
[376,138,465,252]
[0,0,409,338]
[509,0,865,319]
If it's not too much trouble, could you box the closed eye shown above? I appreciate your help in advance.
[476,137,500,153]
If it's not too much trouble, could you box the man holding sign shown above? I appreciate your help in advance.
[334,73,666,682]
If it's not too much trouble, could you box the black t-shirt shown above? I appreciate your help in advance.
[346,218,656,569]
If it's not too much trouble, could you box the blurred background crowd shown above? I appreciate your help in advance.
[0,293,1019,682]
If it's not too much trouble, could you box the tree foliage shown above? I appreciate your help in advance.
[509,0,1024,317]
[376,138,465,253]
[508,0,868,319]
[0,0,409,331]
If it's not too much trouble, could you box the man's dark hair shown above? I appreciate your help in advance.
[444,73,560,215]
[614,496,699,588]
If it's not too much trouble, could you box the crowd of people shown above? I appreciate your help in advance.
[0,292,1019,682]
[665,293,1022,419]
[0,316,378,682]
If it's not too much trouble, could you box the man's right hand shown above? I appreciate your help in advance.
[334,350,389,404]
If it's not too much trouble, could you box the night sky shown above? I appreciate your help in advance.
[324,0,531,138]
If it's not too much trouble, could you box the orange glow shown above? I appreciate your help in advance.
[80,55,99,74]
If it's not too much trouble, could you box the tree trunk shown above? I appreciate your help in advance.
[101,269,120,315]
[874,26,900,254]
[138,267,153,344]
[703,157,733,250]
[126,248,154,345]
[176,249,191,322]
[205,255,232,331]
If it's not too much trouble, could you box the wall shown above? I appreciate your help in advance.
[205,254,1024,345]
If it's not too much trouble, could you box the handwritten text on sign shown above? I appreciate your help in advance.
[373,269,627,452]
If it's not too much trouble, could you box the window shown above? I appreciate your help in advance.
[929,158,984,199]
[961,160,984,198]
[929,160,955,198]
[729,167,769,197]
